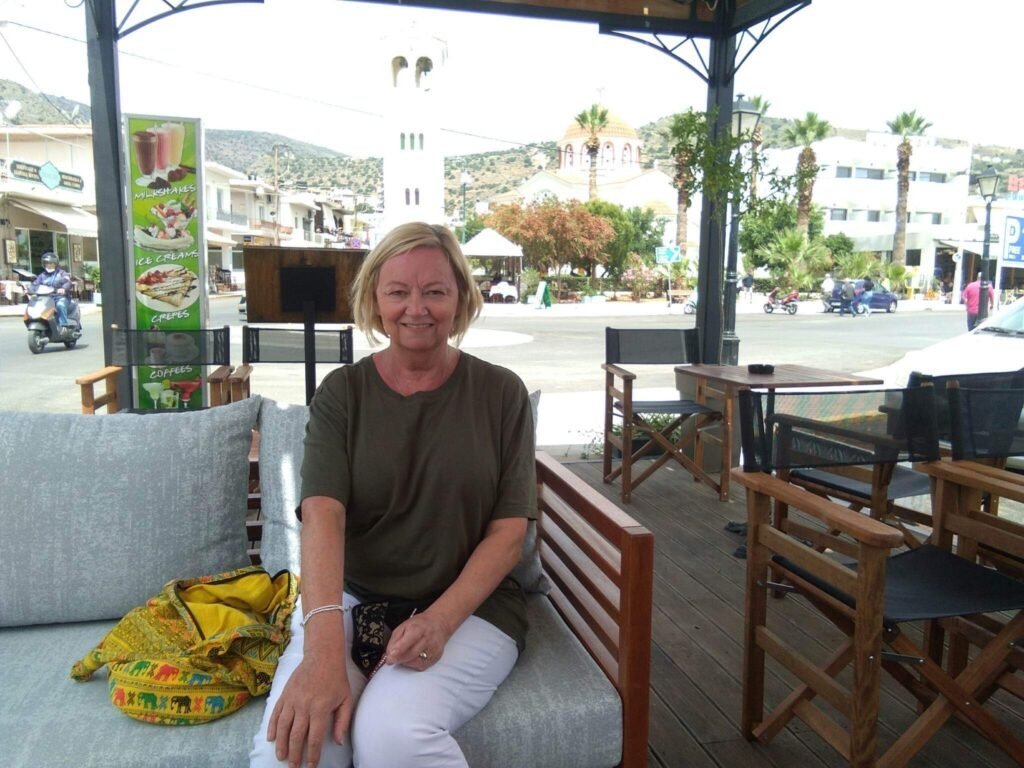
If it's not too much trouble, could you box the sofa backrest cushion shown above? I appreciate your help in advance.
[257,392,550,593]
[0,397,261,627]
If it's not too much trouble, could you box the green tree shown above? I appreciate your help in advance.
[664,109,705,253]
[664,108,747,255]
[738,178,824,271]
[748,95,771,202]
[455,212,485,245]
[783,112,832,235]
[834,251,881,282]
[574,104,609,201]
[584,199,635,281]
[626,207,665,263]
[486,199,615,275]
[762,229,831,291]
[823,232,855,262]
[887,110,932,266]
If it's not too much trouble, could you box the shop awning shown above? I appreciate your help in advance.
[205,230,236,247]
[12,198,98,238]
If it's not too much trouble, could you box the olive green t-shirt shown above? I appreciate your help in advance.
[300,352,536,651]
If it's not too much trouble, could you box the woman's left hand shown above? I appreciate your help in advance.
[385,611,452,671]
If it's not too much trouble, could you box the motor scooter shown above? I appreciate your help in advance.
[16,268,83,353]
[763,288,799,315]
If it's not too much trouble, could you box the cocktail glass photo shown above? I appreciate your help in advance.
[131,130,158,187]
[159,387,180,409]
[172,378,202,408]
[141,382,165,410]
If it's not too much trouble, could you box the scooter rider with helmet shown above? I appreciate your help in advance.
[33,252,73,327]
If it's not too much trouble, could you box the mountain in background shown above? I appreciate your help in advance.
[3,79,1021,213]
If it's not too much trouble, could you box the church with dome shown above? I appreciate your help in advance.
[489,109,702,252]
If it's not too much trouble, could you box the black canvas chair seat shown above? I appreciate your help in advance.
[623,398,718,417]
[789,464,931,502]
[735,383,1024,767]
[778,544,1024,627]
[602,327,723,502]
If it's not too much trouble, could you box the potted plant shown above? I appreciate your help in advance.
[84,264,101,305]
[612,412,683,458]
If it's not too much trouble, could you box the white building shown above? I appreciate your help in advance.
[762,133,972,289]
[492,111,689,252]
[0,124,99,295]
[380,32,447,233]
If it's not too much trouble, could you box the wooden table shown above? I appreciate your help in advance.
[673,364,884,501]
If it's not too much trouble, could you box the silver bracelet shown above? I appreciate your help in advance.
[301,603,347,627]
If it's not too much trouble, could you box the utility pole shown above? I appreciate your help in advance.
[273,144,281,246]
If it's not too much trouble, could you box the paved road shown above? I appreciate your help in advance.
[0,295,966,448]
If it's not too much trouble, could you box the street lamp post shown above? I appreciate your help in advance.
[722,94,761,365]
[976,165,999,324]
[460,171,472,243]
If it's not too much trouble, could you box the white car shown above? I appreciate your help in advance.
[864,297,1024,387]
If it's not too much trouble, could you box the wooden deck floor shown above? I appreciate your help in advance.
[561,458,1023,768]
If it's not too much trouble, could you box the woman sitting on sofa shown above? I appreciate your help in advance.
[250,222,536,768]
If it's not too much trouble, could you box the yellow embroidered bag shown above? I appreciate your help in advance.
[71,566,298,725]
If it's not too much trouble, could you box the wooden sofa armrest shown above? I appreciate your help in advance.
[229,364,253,404]
[75,365,123,414]
[535,451,653,768]
[734,469,905,550]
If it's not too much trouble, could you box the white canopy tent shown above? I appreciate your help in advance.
[462,228,524,302]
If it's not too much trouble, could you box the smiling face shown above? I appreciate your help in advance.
[375,246,460,354]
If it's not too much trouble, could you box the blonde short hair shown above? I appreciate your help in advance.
[352,222,483,346]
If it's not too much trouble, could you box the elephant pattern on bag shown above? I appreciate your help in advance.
[137,692,158,709]
[170,695,191,713]
[205,695,225,714]
[153,663,179,681]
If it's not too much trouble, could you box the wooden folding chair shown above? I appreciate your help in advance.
[734,385,1024,767]
[602,327,722,503]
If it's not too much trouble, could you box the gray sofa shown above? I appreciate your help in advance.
[0,397,652,768]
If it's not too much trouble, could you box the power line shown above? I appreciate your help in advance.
[1,20,539,149]
[0,27,75,123]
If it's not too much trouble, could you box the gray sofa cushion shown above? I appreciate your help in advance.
[257,395,550,593]
[256,399,309,575]
[458,595,622,767]
[0,620,264,768]
[0,595,620,768]
[0,398,261,627]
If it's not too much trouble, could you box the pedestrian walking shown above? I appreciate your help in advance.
[961,272,993,330]
[741,273,754,303]
[838,279,855,317]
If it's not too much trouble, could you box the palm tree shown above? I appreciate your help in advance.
[763,228,830,290]
[664,109,706,255]
[574,104,608,200]
[783,112,831,235]
[887,110,932,266]
[749,95,771,202]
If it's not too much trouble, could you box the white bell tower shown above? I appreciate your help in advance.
[381,33,447,233]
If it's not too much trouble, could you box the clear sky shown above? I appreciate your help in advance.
[1,0,1021,158]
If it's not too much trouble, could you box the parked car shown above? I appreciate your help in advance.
[824,280,899,313]
[864,296,1024,387]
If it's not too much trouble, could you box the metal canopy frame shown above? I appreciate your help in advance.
[86,0,807,409]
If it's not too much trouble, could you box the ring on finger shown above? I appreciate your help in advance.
[418,650,430,662]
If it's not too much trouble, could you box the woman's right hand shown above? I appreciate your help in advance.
[267,648,352,768]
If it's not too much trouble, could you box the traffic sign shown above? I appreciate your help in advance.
[1005,216,1024,264]
[655,246,681,264]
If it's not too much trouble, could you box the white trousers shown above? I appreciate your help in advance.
[250,594,518,768]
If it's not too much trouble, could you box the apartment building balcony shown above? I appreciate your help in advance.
[212,209,249,228]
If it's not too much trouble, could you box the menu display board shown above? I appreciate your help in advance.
[124,114,206,410]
